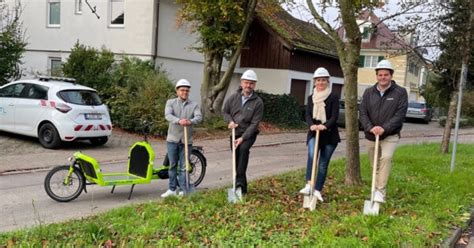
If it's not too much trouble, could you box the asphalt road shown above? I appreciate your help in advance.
[1,121,473,233]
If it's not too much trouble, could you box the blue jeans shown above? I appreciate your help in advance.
[167,142,192,191]
[305,137,337,191]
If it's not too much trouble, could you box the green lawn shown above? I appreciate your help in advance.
[1,144,473,247]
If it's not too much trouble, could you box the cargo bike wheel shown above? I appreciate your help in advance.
[44,165,86,202]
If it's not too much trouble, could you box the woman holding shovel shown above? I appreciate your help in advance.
[299,67,340,202]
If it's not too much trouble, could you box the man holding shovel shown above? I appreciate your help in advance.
[223,69,264,196]
[359,60,408,204]
[162,79,202,198]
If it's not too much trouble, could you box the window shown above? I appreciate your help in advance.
[58,90,103,106]
[362,27,370,41]
[49,57,62,76]
[109,0,124,26]
[0,83,26,98]
[24,84,49,100]
[358,56,384,68]
[408,62,419,76]
[75,0,82,14]
[48,0,60,26]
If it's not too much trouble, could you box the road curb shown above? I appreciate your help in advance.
[442,207,474,248]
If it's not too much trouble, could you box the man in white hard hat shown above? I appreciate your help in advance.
[223,69,264,195]
[162,79,202,198]
[359,59,408,203]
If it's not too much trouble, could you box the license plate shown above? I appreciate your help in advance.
[85,113,102,120]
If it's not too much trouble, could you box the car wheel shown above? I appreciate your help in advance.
[89,136,108,146]
[38,123,62,149]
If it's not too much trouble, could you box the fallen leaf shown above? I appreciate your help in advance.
[104,239,114,248]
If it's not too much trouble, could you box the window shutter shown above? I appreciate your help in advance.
[359,56,365,67]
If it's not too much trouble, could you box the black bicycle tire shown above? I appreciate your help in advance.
[190,149,206,187]
[44,165,85,202]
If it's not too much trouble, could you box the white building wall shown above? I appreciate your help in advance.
[156,0,203,63]
[17,0,156,75]
[155,0,205,102]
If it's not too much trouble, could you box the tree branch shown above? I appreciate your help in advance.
[306,0,346,64]
[211,0,257,96]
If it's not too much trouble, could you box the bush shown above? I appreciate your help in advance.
[0,2,27,85]
[438,116,470,127]
[461,90,474,118]
[107,59,175,136]
[198,116,227,130]
[63,43,175,135]
[62,42,115,98]
[256,91,304,128]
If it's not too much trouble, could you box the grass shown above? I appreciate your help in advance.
[1,144,473,247]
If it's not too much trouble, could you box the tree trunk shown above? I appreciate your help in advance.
[339,0,363,185]
[440,89,458,153]
[201,51,224,120]
[342,63,362,185]
[200,0,257,121]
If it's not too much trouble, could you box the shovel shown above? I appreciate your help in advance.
[227,127,242,203]
[363,134,380,215]
[303,129,320,211]
[182,125,195,196]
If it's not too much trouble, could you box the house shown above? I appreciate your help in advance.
[12,0,342,105]
[240,3,343,106]
[339,10,428,101]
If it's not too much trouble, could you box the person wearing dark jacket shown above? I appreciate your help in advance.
[223,69,264,195]
[359,59,408,203]
[298,67,341,202]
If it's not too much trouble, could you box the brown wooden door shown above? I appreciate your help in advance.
[331,83,342,99]
[290,79,307,106]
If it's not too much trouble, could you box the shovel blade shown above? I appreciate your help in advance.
[363,200,380,215]
[303,195,317,211]
[227,187,242,203]
[182,184,195,196]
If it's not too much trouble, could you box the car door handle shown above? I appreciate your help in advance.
[8,104,14,106]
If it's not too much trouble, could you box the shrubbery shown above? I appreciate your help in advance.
[462,90,474,118]
[256,91,304,128]
[62,43,175,135]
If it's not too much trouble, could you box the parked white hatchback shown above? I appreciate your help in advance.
[0,76,112,149]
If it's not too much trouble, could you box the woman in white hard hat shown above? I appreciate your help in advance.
[299,67,341,202]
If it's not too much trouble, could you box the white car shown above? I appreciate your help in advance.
[0,76,112,149]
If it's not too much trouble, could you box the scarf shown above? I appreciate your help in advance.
[312,87,331,123]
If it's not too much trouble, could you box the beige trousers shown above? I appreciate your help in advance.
[366,134,399,195]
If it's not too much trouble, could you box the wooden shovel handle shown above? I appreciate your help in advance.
[309,130,320,195]
[370,135,380,203]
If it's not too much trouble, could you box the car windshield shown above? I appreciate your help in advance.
[408,102,426,109]
[58,90,102,106]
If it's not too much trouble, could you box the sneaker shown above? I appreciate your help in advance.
[178,191,184,197]
[314,190,324,202]
[374,190,385,203]
[161,189,177,198]
[299,184,311,195]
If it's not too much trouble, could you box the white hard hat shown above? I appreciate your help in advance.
[241,69,258,82]
[175,79,191,89]
[313,67,330,78]
[375,60,394,71]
